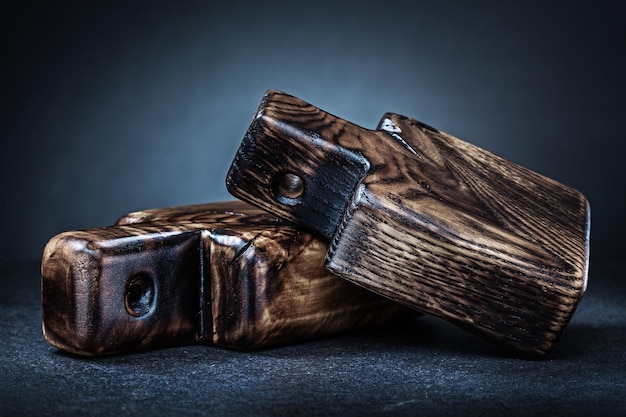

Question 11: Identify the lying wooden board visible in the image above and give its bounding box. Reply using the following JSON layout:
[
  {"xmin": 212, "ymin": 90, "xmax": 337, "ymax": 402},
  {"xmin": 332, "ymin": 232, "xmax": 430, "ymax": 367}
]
[
  {"xmin": 226, "ymin": 90, "xmax": 591, "ymax": 357},
  {"xmin": 42, "ymin": 200, "xmax": 411, "ymax": 356}
]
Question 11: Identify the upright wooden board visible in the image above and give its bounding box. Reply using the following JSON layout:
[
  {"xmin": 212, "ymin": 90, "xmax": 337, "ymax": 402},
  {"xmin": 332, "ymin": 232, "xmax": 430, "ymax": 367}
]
[{"xmin": 226, "ymin": 90, "xmax": 591, "ymax": 357}]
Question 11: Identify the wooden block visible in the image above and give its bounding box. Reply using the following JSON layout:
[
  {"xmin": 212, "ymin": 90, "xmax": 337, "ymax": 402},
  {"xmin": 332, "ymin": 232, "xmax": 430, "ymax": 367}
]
[
  {"xmin": 226, "ymin": 90, "xmax": 591, "ymax": 357},
  {"xmin": 41, "ymin": 200, "xmax": 411, "ymax": 356}
]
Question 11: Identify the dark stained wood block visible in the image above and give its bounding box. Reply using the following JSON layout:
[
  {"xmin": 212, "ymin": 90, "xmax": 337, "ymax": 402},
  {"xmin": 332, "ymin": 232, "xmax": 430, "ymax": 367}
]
[
  {"xmin": 226, "ymin": 90, "xmax": 591, "ymax": 357},
  {"xmin": 41, "ymin": 200, "xmax": 411, "ymax": 356}
]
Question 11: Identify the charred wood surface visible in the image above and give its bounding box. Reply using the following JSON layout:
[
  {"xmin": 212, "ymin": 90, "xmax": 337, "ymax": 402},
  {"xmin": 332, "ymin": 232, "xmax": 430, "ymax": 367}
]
[
  {"xmin": 226, "ymin": 90, "xmax": 590, "ymax": 357},
  {"xmin": 42, "ymin": 201, "xmax": 409, "ymax": 356}
]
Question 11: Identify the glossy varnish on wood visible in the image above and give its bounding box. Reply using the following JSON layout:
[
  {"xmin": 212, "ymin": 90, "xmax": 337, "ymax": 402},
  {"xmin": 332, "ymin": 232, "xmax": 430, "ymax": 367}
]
[
  {"xmin": 42, "ymin": 201, "xmax": 410, "ymax": 356},
  {"xmin": 226, "ymin": 90, "xmax": 591, "ymax": 357}
]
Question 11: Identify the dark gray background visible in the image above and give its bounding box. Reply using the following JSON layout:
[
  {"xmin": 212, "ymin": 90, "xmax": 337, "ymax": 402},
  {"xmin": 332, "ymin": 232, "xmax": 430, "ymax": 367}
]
[{"xmin": 2, "ymin": 1, "xmax": 624, "ymax": 262}]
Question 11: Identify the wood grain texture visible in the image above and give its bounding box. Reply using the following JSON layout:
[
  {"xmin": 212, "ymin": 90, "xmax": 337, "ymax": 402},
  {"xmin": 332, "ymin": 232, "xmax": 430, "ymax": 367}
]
[
  {"xmin": 42, "ymin": 201, "xmax": 409, "ymax": 356},
  {"xmin": 42, "ymin": 225, "xmax": 201, "ymax": 356},
  {"xmin": 226, "ymin": 90, "xmax": 590, "ymax": 357}
]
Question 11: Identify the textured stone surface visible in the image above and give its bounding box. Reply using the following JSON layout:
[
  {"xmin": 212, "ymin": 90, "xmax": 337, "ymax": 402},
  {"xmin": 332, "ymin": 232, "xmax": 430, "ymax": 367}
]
[{"xmin": 1, "ymin": 261, "xmax": 625, "ymax": 416}]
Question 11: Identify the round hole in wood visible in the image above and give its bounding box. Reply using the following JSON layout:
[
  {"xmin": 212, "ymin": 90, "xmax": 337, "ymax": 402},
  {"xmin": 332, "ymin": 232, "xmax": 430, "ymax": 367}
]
[
  {"xmin": 276, "ymin": 173, "xmax": 305, "ymax": 200},
  {"xmin": 125, "ymin": 273, "xmax": 155, "ymax": 317}
]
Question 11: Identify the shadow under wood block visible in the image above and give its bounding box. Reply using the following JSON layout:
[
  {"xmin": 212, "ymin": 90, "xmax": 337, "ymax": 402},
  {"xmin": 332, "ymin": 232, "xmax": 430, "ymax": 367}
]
[
  {"xmin": 226, "ymin": 90, "xmax": 591, "ymax": 358},
  {"xmin": 41, "ymin": 200, "xmax": 411, "ymax": 356}
]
